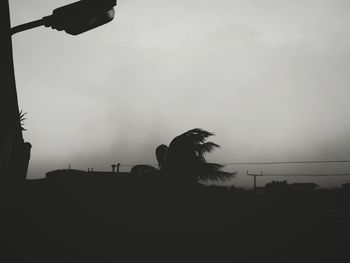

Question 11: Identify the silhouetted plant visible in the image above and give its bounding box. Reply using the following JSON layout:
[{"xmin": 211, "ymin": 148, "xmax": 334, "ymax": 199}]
[
  {"xmin": 19, "ymin": 110, "xmax": 27, "ymax": 131},
  {"xmin": 132, "ymin": 128, "xmax": 234, "ymax": 184},
  {"xmin": 158, "ymin": 128, "xmax": 234, "ymax": 183}
]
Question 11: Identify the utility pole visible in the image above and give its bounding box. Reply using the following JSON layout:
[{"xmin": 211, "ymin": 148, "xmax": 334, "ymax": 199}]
[
  {"xmin": 0, "ymin": 0, "xmax": 31, "ymax": 199},
  {"xmin": 246, "ymin": 171, "xmax": 263, "ymax": 190}
]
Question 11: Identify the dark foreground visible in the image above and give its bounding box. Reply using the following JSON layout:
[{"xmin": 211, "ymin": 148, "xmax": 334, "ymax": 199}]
[{"xmin": 1, "ymin": 176, "xmax": 350, "ymax": 262}]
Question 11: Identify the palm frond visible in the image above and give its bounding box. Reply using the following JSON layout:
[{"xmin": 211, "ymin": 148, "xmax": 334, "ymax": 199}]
[
  {"xmin": 19, "ymin": 110, "xmax": 27, "ymax": 131},
  {"xmin": 169, "ymin": 128, "xmax": 214, "ymax": 150},
  {"xmin": 168, "ymin": 128, "xmax": 218, "ymax": 162},
  {"xmin": 194, "ymin": 162, "xmax": 235, "ymax": 182},
  {"xmin": 193, "ymin": 141, "xmax": 220, "ymax": 156},
  {"xmin": 198, "ymin": 162, "xmax": 236, "ymax": 182},
  {"xmin": 199, "ymin": 171, "xmax": 236, "ymax": 182}
]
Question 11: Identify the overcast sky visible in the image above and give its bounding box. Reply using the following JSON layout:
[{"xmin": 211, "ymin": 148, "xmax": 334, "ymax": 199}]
[{"xmin": 10, "ymin": 0, "xmax": 350, "ymax": 187}]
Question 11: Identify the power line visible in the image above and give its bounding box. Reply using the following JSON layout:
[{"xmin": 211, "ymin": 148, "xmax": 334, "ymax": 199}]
[
  {"xmin": 260, "ymin": 173, "xmax": 350, "ymax": 177},
  {"xmin": 118, "ymin": 159, "xmax": 350, "ymax": 167},
  {"xmin": 222, "ymin": 160, "xmax": 350, "ymax": 165},
  {"xmin": 118, "ymin": 164, "xmax": 157, "ymax": 167}
]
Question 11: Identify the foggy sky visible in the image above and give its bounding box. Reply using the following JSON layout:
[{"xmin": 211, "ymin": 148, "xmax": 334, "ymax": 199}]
[{"xmin": 10, "ymin": 0, "xmax": 350, "ymax": 187}]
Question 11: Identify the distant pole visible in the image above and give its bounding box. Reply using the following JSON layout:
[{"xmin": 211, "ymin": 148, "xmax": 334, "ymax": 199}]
[
  {"xmin": 254, "ymin": 175, "xmax": 256, "ymax": 189},
  {"xmin": 247, "ymin": 171, "xmax": 263, "ymax": 190},
  {"xmin": 0, "ymin": 0, "xmax": 31, "ymax": 199}
]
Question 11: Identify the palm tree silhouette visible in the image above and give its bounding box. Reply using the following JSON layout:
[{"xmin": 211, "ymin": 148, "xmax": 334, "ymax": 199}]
[{"xmin": 132, "ymin": 128, "xmax": 234, "ymax": 184}]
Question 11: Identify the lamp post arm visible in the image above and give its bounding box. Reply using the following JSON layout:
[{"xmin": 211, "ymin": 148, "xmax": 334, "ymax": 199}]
[
  {"xmin": 11, "ymin": 0, "xmax": 117, "ymax": 36},
  {"xmin": 10, "ymin": 18, "xmax": 45, "ymax": 36}
]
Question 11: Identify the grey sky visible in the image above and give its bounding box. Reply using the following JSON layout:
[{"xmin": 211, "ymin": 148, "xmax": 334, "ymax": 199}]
[{"xmin": 10, "ymin": 0, "xmax": 350, "ymax": 187}]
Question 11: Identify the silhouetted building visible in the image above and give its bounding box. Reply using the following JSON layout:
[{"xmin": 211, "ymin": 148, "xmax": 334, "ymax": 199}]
[
  {"xmin": 264, "ymin": 180, "xmax": 292, "ymax": 195},
  {"xmin": 291, "ymin": 183, "xmax": 319, "ymax": 191},
  {"xmin": 46, "ymin": 169, "xmax": 86, "ymax": 178},
  {"xmin": 255, "ymin": 186, "xmax": 265, "ymax": 195},
  {"xmin": 265, "ymin": 180, "xmax": 290, "ymax": 189},
  {"xmin": 46, "ymin": 169, "xmax": 130, "ymax": 179},
  {"xmin": 342, "ymin": 183, "xmax": 350, "ymax": 191}
]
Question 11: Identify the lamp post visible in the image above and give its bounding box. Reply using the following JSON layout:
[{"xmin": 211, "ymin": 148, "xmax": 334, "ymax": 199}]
[{"xmin": 0, "ymin": 0, "xmax": 117, "ymax": 198}]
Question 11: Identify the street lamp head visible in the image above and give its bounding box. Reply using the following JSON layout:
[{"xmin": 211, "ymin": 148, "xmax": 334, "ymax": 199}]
[{"xmin": 43, "ymin": 0, "xmax": 117, "ymax": 35}]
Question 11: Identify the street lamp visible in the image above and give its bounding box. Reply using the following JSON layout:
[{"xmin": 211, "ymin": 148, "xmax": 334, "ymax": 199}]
[
  {"xmin": 0, "ymin": 0, "xmax": 117, "ymax": 197},
  {"xmin": 11, "ymin": 0, "xmax": 117, "ymax": 35}
]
